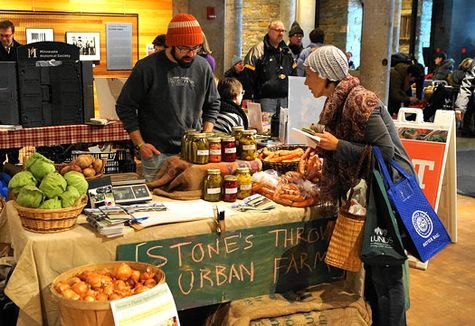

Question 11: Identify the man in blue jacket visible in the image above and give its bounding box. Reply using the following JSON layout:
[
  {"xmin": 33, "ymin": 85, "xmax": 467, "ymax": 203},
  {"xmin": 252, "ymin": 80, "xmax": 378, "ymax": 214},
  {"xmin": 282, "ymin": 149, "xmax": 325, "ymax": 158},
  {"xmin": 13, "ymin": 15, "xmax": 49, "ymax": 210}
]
[{"xmin": 116, "ymin": 14, "xmax": 220, "ymax": 181}]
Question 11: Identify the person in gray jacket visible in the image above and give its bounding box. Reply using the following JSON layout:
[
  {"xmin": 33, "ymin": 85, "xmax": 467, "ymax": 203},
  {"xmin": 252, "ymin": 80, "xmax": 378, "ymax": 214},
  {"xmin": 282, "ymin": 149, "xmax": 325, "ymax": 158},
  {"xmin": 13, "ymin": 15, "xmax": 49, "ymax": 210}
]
[
  {"xmin": 296, "ymin": 28, "xmax": 325, "ymax": 76},
  {"xmin": 431, "ymin": 52, "xmax": 454, "ymax": 81},
  {"xmin": 303, "ymin": 45, "xmax": 415, "ymax": 326},
  {"xmin": 454, "ymin": 59, "xmax": 475, "ymax": 122},
  {"xmin": 116, "ymin": 14, "xmax": 220, "ymax": 181}
]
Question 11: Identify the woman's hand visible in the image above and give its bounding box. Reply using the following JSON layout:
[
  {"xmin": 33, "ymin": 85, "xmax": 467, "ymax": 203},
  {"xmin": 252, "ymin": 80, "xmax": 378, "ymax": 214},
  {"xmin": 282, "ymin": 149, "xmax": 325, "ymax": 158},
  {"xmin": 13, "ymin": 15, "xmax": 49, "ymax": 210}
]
[
  {"xmin": 316, "ymin": 131, "xmax": 339, "ymax": 151},
  {"xmin": 140, "ymin": 143, "xmax": 161, "ymax": 159}
]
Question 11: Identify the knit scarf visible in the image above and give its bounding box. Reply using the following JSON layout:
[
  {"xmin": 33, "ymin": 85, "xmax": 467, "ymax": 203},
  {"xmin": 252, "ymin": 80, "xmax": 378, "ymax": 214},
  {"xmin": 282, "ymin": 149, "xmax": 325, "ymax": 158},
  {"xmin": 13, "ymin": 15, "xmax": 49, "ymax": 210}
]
[{"xmin": 318, "ymin": 75, "xmax": 380, "ymax": 201}]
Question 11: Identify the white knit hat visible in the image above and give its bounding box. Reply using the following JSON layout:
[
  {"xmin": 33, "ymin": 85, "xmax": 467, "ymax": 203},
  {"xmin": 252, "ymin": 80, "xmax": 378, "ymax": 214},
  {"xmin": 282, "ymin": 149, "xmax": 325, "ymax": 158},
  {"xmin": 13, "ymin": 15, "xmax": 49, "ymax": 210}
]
[{"xmin": 304, "ymin": 45, "xmax": 349, "ymax": 81}]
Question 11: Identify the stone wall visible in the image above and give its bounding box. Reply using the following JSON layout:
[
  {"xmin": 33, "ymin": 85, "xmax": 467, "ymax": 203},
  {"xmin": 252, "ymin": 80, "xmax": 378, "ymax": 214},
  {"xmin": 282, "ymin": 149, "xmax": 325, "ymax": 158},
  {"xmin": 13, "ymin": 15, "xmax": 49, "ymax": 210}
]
[
  {"xmin": 318, "ymin": 0, "xmax": 349, "ymax": 50},
  {"xmin": 241, "ymin": 0, "xmax": 281, "ymax": 57}
]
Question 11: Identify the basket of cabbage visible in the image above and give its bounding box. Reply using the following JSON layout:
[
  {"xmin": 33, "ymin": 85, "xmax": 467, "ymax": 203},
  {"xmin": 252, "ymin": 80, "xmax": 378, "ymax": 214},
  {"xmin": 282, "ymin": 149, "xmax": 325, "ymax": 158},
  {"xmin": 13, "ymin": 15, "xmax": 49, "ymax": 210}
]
[{"xmin": 8, "ymin": 153, "xmax": 89, "ymax": 233}]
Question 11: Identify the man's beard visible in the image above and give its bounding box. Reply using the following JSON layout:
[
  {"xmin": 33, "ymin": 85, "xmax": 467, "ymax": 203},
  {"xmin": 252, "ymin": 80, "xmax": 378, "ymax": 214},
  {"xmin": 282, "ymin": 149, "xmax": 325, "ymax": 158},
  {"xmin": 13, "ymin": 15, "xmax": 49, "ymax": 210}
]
[{"xmin": 172, "ymin": 48, "xmax": 194, "ymax": 68}]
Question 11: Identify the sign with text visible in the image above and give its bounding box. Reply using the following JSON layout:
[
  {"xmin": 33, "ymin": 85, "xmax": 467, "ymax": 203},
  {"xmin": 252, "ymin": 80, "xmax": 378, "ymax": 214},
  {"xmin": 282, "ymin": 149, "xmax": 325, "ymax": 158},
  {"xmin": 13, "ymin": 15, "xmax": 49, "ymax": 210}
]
[
  {"xmin": 116, "ymin": 218, "xmax": 344, "ymax": 310},
  {"xmin": 400, "ymin": 139, "xmax": 446, "ymax": 208}
]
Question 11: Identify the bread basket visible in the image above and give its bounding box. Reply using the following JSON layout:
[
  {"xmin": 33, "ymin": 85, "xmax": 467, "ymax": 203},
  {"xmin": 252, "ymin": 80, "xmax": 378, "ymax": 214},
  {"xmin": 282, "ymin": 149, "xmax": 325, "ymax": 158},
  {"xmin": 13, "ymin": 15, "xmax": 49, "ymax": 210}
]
[{"xmin": 260, "ymin": 144, "xmax": 306, "ymax": 173}]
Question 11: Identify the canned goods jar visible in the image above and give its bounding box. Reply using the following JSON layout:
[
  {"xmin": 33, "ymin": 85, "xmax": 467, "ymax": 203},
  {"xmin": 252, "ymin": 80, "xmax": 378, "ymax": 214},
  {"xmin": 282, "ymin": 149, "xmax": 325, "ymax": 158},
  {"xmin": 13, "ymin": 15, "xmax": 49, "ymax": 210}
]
[
  {"xmin": 208, "ymin": 137, "xmax": 222, "ymax": 163},
  {"xmin": 221, "ymin": 136, "xmax": 237, "ymax": 162},
  {"xmin": 203, "ymin": 169, "xmax": 223, "ymax": 202},
  {"xmin": 239, "ymin": 130, "xmax": 257, "ymax": 160},
  {"xmin": 223, "ymin": 175, "xmax": 238, "ymax": 202},
  {"xmin": 236, "ymin": 167, "xmax": 252, "ymax": 199},
  {"xmin": 191, "ymin": 133, "xmax": 209, "ymax": 164},
  {"xmin": 232, "ymin": 126, "xmax": 245, "ymax": 157},
  {"xmin": 181, "ymin": 129, "xmax": 197, "ymax": 161}
]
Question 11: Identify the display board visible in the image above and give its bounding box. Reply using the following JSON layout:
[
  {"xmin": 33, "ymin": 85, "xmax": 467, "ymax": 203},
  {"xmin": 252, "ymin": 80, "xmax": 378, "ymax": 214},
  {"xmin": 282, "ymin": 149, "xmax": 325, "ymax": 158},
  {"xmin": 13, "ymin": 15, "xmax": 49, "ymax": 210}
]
[
  {"xmin": 287, "ymin": 76, "xmax": 325, "ymax": 144},
  {"xmin": 117, "ymin": 218, "xmax": 344, "ymax": 310},
  {"xmin": 0, "ymin": 10, "xmax": 138, "ymax": 77},
  {"xmin": 395, "ymin": 108, "xmax": 457, "ymax": 242}
]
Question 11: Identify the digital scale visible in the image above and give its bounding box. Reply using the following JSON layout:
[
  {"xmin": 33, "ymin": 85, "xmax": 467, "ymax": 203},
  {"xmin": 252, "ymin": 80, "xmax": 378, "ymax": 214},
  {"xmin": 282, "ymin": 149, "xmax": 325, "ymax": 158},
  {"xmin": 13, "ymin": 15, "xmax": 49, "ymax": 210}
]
[{"xmin": 111, "ymin": 179, "xmax": 153, "ymax": 205}]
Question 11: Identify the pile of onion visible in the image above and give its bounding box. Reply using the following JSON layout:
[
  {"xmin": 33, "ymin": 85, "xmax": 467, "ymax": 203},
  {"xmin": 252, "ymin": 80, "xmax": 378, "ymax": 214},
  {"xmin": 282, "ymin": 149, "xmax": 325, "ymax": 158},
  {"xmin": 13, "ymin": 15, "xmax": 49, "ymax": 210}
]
[{"xmin": 54, "ymin": 263, "xmax": 158, "ymax": 301}]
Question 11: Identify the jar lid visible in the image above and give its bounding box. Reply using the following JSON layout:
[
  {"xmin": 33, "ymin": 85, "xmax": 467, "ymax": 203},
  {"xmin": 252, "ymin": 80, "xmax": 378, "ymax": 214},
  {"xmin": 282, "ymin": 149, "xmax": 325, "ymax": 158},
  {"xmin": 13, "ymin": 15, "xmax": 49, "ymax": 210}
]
[
  {"xmin": 222, "ymin": 136, "xmax": 235, "ymax": 142},
  {"xmin": 242, "ymin": 129, "xmax": 257, "ymax": 135},
  {"xmin": 224, "ymin": 175, "xmax": 237, "ymax": 181},
  {"xmin": 232, "ymin": 126, "xmax": 245, "ymax": 131},
  {"xmin": 185, "ymin": 128, "xmax": 197, "ymax": 133},
  {"xmin": 237, "ymin": 167, "xmax": 250, "ymax": 173},
  {"xmin": 207, "ymin": 168, "xmax": 221, "ymax": 175},
  {"xmin": 207, "ymin": 137, "xmax": 221, "ymax": 142},
  {"xmin": 192, "ymin": 133, "xmax": 208, "ymax": 138}
]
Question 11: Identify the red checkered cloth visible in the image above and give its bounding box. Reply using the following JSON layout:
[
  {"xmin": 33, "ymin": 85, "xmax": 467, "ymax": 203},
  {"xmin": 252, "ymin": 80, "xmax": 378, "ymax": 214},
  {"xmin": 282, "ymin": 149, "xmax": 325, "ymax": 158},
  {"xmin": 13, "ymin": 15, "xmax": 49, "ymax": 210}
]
[{"xmin": 0, "ymin": 122, "xmax": 130, "ymax": 149}]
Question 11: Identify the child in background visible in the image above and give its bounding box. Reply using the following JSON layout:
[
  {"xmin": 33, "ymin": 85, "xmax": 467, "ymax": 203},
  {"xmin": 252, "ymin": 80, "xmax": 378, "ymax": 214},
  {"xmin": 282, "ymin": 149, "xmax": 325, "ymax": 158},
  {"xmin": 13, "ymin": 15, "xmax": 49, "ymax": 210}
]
[{"xmin": 214, "ymin": 78, "xmax": 249, "ymax": 134}]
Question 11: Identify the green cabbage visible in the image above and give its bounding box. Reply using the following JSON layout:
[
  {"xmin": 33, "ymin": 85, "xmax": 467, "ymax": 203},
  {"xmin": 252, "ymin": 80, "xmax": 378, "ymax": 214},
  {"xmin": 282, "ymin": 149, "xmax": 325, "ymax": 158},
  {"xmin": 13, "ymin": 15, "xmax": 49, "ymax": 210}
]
[
  {"xmin": 63, "ymin": 171, "xmax": 88, "ymax": 195},
  {"xmin": 39, "ymin": 172, "xmax": 67, "ymax": 199},
  {"xmin": 60, "ymin": 186, "xmax": 80, "ymax": 208},
  {"xmin": 26, "ymin": 153, "xmax": 55, "ymax": 181},
  {"xmin": 39, "ymin": 197, "xmax": 62, "ymax": 209},
  {"xmin": 16, "ymin": 185, "xmax": 44, "ymax": 208},
  {"xmin": 8, "ymin": 171, "xmax": 37, "ymax": 195}
]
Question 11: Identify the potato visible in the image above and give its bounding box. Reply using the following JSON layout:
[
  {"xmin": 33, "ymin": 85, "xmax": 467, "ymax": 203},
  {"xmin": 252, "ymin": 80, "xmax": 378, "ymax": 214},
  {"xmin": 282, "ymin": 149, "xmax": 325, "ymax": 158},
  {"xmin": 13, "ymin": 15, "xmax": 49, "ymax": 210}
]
[
  {"xmin": 70, "ymin": 164, "xmax": 82, "ymax": 173},
  {"xmin": 82, "ymin": 167, "xmax": 96, "ymax": 178},
  {"xmin": 60, "ymin": 165, "xmax": 72, "ymax": 175},
  {"xmin": 92, "ymin": 159, "xmax": 103, "ymax": 174},
  {"xmin": 77, "ymin": 155, "xmax": 94, "ymax": 169}
]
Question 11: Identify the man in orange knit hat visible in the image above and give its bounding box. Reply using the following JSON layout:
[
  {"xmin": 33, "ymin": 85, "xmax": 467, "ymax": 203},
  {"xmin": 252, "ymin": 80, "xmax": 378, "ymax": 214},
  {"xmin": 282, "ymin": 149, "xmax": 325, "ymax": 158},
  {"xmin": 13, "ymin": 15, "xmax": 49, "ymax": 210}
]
[{"xmin": 116, "ymin": 14, "xmax": 220, "ymax": 181}]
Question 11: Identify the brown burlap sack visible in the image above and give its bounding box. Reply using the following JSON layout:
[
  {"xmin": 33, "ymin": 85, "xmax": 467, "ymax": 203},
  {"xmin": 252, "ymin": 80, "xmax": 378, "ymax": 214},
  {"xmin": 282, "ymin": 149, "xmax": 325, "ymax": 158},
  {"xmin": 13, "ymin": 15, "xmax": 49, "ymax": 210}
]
[
  {"xmin": 147, "ymin": 156, "xmax": 262, "ymax": 200},
  {"xmin": 205, "ymin": 281, "xmax": 371, "ymax": 326}
]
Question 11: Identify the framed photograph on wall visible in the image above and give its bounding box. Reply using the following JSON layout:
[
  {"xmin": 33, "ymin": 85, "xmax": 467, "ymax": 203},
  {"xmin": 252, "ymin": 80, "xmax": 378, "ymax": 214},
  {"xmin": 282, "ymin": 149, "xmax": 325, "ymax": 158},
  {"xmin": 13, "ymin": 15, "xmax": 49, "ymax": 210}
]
[
  {"xmin": 26, "ymin": 28, "xmax": 54, "ymax": 44},
  {"xmin": 65, "ymin": 32, "xmax": 100, "ymax": 61}
]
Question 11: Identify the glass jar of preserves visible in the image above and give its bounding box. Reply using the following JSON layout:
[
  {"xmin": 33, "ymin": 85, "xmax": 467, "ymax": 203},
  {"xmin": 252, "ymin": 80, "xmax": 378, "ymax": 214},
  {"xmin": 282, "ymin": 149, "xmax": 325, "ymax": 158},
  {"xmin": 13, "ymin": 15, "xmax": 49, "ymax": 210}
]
[
  {"xmin": 208, "ymin": 137, "xmax": 222, "ymax": 163},
  {"xmin": 223, "ymin": 175, "xmax": 238, "ymax": 202},
  {"xmin": 181, "ymin": 129, "xmax": 197, "ymax": 161},
  {"xmin": 191, "ymin": 133, "xmax": 209, "ymax": 164},
  {"xmin": 232, "ymin": 126, "xmax": 245, "ymax": 156},
  {"xmin": 239, "ymin": 130, "xmax": 257, "ymax": 160},
  {"xmin": 203, "ymin": 169, "xmax": 222, "ymax": 202},
  {"xmin": 221, "ymin": 136, "xmax": 237, "ymax": 162},
  {"xmin": 236, "ymin": 167, "xmax": 252, "ymax": 199}
]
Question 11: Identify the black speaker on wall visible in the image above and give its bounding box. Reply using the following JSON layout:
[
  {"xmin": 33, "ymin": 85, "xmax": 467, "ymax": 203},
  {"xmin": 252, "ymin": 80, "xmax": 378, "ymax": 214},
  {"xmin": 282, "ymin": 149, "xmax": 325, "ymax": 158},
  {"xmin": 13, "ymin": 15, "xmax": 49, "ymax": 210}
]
[
  {"xmin": 81, "ymin": 61, "xmax": 95, "ymax": 122},
  {"xmin": 0, "ymin": 62, "xmax": 19, "ymax": 125}
]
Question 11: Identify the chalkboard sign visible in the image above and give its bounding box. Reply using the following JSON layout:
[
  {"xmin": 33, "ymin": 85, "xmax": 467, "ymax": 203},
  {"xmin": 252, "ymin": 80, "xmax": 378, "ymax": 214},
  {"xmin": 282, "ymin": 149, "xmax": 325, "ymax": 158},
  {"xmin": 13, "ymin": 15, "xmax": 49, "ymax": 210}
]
[{"xmin": 117, "ymin": 217, "xmax": 344, "ymax": 310}]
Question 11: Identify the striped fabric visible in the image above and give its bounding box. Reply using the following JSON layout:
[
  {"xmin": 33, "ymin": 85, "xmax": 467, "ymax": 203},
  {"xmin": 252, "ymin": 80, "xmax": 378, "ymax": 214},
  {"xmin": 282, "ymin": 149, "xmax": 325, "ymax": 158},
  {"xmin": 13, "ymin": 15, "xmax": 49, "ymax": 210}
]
[
  {"xmin": 214, "ymin": 112, "xmax": 244, "ymax": 135},
  {"xmin": 166, "ymin": 13, "xmax": 203, "ymax": 46}
]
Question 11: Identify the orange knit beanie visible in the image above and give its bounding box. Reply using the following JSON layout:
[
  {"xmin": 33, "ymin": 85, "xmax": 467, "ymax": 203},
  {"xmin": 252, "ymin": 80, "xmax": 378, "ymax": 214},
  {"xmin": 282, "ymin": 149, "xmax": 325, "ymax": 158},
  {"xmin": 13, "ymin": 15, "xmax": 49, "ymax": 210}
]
[{"xmin": 166, "ymin": 13, "xmax": 203, "ymax": 46}]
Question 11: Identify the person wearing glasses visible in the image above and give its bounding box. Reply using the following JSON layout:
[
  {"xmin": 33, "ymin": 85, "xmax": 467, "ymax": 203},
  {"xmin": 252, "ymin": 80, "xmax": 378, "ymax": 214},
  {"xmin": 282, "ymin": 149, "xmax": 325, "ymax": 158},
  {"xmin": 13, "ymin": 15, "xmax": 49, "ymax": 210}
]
[
  {"xmin": 243, "ymin": 19, "xmax": 297, "ymax": 113},
  {"xmin": 116, "ymin": 14, "xmax": 220, "ymax": 181},
  {"xmin": 214, "ymin": 77, "xmax": 249, "ymax": 134},
  {"xmin": 287, "ymin": 21, "xmax": 304, "ymax": 61},
  {"xmin": 0, "ymin": 20, "xmax": 21, "ymax": 166}
]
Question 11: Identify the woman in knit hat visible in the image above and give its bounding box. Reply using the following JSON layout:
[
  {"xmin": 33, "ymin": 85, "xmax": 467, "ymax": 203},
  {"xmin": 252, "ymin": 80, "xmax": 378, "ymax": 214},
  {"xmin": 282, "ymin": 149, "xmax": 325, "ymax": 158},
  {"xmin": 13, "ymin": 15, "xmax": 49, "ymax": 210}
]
[
  {"xmin": 304, "ymin": 45, "xmax": 414, "ymax": 326},
  {"xmin": 288, "ymin": 21, "xmax": 304, "ymax": 61}
]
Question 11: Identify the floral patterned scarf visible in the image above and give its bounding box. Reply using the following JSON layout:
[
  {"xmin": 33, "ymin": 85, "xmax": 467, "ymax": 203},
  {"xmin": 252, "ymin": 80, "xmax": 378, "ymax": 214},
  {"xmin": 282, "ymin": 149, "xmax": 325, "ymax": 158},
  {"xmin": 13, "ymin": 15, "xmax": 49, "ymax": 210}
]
[{"xmin": 318, "ymin": 75, "xmax": 380, "ymax": 201}]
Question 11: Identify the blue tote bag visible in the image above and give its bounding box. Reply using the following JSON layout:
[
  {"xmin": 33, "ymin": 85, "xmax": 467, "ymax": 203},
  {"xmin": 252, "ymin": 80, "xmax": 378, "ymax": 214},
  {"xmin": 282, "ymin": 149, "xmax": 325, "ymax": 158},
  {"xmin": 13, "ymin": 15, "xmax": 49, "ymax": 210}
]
[{"xmin": 373, "ymin": 146, "xmax": 451, "ymax": 262}]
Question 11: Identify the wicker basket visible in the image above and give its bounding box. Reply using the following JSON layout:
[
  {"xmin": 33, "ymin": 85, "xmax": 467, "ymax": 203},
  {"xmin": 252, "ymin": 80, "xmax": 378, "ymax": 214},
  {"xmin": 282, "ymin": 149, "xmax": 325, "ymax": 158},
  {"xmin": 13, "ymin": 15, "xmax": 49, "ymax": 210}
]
[
  {"xmin": 324, "ymin": 209, "xmax": 365, "ymax": 272},
  {"xmin": 260, "ymin": 144, "xmax": 306, "ymax": 173},
  {"xmin": 56, "ymin": 158, "xmax": 107, "ymax": 181},
  {"xmin": 14, "ymin": 195, "xmax": 88, "ymax": 233},
  {"xmin": 51, "ymin": 261, "xmax": 165, "ymax": 326}
]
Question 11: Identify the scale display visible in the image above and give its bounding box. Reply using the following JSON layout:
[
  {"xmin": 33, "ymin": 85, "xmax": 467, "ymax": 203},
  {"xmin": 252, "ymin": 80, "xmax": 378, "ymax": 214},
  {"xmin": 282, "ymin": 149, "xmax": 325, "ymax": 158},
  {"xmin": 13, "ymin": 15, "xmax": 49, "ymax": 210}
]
[{"xmin": 112, "ymin": 184, "xmax": 152, "ymax": 204}]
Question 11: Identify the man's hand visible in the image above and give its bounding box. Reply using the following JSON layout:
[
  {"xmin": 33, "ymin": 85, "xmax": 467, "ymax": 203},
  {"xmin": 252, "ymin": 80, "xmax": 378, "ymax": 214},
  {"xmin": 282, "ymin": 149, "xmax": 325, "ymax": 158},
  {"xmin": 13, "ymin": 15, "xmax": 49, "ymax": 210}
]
[
  {"xmin": 455, "ymin": 110, "xmax": 463, "ymax": 122},
  {"xmin": 315, "ymin": 131, "xmax": 339, "ymax": 151},
  {"xmin": 140, "ymin": 143, "xmax": 160, "ymax": 159}
]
